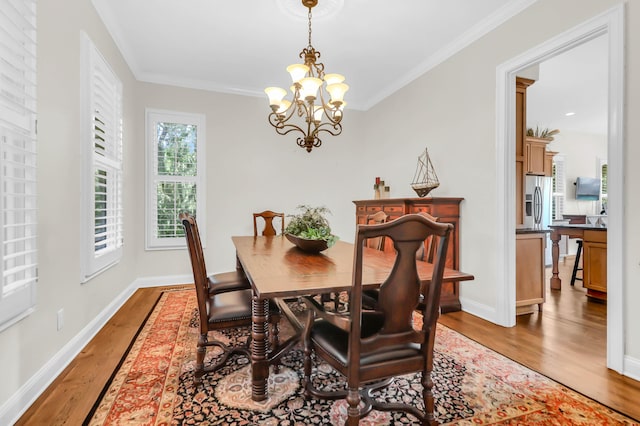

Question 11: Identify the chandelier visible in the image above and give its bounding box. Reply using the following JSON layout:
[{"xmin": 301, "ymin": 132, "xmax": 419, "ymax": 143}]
[{"xmin": 265, "ymin": 0, "xmax": 348, "ymax": 153}]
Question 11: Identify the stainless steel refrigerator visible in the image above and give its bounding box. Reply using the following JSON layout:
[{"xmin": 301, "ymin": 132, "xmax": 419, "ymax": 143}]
[{"xmin": 524, "ymin": 175, "xmax": 553, "ymax": 265}]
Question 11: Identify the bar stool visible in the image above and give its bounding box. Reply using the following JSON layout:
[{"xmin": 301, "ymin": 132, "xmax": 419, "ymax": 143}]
[{"xmin": 571, "ymin": 240, "xmax": 583, "ymax": 286}]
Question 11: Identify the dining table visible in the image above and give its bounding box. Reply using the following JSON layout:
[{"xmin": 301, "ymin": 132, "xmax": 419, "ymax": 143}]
[{"xmin": 231, "ymin": 235, "xmax": 475, "ymax": 402}]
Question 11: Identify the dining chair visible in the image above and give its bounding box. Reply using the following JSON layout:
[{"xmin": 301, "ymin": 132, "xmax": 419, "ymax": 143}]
[
  {"xmin": 301, "ymin": 213, "xmax": 453, "ymax": 425},
  {"xmin": 253, "ymin": 210, "xmax": 285, "ymax": 237},
  {"xmin": 365, "ymin": 210, "xmax": 388, "ymax": 250},
  {"xmin": 183, "ymin": 212, "xmax": 250, "ymax": 294},
  {"xmin": 180, "ymin": 213, "xmax": 280, "ymax": 386}
]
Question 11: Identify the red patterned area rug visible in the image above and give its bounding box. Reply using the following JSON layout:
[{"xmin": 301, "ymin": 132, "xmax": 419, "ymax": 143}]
[{"xmin": 87, "ymin": 289, "xmax": 637, "ymax": 425}]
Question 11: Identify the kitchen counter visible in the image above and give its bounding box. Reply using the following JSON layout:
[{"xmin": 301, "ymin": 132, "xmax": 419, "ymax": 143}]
[
  {"xmin": 516, "ymin": 227, "xmax": 551, "ymax": 234},
  {"xmin": 549, "ymin": 224, "xmax": 607, "ymax": 300}
]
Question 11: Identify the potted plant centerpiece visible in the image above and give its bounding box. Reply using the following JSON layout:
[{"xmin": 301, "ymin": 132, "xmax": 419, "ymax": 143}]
[{"xmin": 285, "ymin": 205, "xmax": 338, "ymax": 253}]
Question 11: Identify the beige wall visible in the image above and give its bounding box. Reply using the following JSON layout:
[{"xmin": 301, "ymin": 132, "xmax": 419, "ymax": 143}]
[
  {"xmin": 2, "ymin": 0, "xmax": 640, "ymax": 418},
  {"xmin": 0, "ymin": 0, "xmax": 139, "ymax": 409}
]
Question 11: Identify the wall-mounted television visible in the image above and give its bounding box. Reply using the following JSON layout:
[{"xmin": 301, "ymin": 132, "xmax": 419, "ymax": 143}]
[{"xmin": 575, "ymin": 176, "xmax": 601, "ymax": 201}]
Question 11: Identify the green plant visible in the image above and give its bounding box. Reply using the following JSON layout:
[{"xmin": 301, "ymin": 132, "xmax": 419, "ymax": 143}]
[
  {"xmin": 285, "ymin": 205, "xmax": 338, "ymax": 246},
  {"xmin": 526, "ymin": 126, "xmax": 560, "ymax": 140}
]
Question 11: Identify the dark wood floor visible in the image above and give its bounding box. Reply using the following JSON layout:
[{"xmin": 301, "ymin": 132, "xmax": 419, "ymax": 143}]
[{"xmin": 17, "ymin": 260, "xmax": 640, "ymax": 424}]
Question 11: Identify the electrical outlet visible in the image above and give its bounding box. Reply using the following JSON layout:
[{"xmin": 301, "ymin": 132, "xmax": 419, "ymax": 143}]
[{"xmin": 57, "ymin": 309, "xmax": 64, "ymax": 331}]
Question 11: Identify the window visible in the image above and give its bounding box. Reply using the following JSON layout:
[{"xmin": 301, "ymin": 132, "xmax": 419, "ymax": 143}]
[
  {"xmin": 145, "ymin": 110, "xmax": 205, "ymax": 249},
  {"xmin": 599, "ymin": 159, "xmax": 608, "ymax": 213},
  {"xmin": 80, "ymin": 33, "xmax": 123, "ymax": 282},
  {"xmin": 551, "ymin": 156, "xmax": 565, "ymax": 220},
  {"xmin": 0, "ymin": 0, "xmax": 38, "ymax": 329}
]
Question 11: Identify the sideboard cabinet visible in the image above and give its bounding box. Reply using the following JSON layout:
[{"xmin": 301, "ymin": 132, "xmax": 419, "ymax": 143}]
[{"xmin": 353, "ymin": 197, "xmax": 464, "ymax": 312}]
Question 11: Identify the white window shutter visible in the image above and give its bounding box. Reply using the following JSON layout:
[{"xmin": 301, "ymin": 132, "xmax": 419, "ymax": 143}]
[
  {"xmin": 81, "ymin": 33, "xmax": 123, "ymax": 281},
  {"xmin": 0, "ymin": 0, "xmax": 38, "ymax": 328}
]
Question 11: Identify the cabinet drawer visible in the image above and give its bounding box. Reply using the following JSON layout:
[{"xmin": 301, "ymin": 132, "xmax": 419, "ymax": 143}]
[
  {"xmin": 356, "ymin": 206, "xmax": 366, "ymax": 214},
  {"xmin": 409, "ymin": 205, "xmax": 432, "ymax": 214},
  {"xmin": 365, "ymin": 206, "xmax": 383, "ymax": 214},
  {"xmin": 383, "ymin": 205, "xmax": 404, "ymax": 215},
  {"xmin": 584, "ymin": 230, "xmax": 607, "ymax": 243}
]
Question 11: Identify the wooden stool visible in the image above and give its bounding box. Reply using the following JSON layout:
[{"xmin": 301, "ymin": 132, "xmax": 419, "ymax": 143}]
[{"xmin": 571, "ymin": 240, "xmax": 583, "ymax": 286}]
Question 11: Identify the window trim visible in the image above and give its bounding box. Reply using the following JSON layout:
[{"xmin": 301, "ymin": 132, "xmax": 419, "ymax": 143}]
[
  {"xmin": 145, "ymin": 109, "xmax": 206, "ymax": 250},
  {"xmin": 80, "ymin": 32, "xmax": 124, "ymax": 283}
]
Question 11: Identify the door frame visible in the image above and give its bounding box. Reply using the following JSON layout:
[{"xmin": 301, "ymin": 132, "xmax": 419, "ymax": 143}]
[{"xmin": 495, "ymin": 5, "xmax": 625, "ymax": 372}]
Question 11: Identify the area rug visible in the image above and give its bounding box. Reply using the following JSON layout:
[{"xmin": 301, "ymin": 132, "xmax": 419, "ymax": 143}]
[{"xmin": 87, "ymin": 289, "xmax": 637, "ymax": 425}]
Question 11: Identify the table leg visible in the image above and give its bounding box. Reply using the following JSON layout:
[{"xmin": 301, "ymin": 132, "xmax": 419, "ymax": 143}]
[
  {"xmin": 550, "ymin": 230, "xmax": 561, "ymax": 290},
  {"xmin": 251, "ymin": 295, "xmax": 269, "ymax": 401}
]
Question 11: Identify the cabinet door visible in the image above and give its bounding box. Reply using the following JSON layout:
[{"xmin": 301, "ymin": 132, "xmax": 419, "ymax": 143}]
[
  {"xmin": 526, "ymin": 140, "xmax": 546, "ymax": 175},
  {"xmin": 515, "ymin": 233, "xmax": 545, "ymax": 313},
  {"xmin": 583, "ymin": 241, "xmax": 607, "ymax": 293}
]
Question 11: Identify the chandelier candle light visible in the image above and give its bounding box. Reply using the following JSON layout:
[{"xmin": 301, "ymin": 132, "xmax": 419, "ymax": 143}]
[{"xmin": 264, "ymin": 0, "xmax": 348, "ymax": 152}]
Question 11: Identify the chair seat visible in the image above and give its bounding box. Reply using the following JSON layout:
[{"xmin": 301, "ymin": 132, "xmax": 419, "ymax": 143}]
[
  {"xmin": 208, "ymin": 270, "xmax": 250, "ymax": 293},
  {"xmin": 208, "ymin": 289, "xmax": 279, "ymax": 324},
  {"xmin": 310, "ymin": 313, "xmax": 420, "ymax": 367},
  {"xmin": 207, "ymin": 289, "xmax": 253, "ymax": 324}
]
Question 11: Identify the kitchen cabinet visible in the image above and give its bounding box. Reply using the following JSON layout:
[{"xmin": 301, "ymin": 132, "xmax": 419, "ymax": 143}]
[
  {"xmin": 353, "ymin": 197, "xmax": 463, "ymax": 312},
  {"xmin": 515, "ymin": 77, "xmax": 535, "ymax": 227},
  {"xmin": 544, "ymin": 150, "xmax": 558, "ymax": 177},
  {"xmin": 515, "ymin": 232, "xmax": 546, "ymax": 314},
  {"xmin": 583, "ymin": 230, "xmax": 607, "ymax": 299},
  {"xmin": 525, "ymin": 137, "xmax": 551, "ymax": 176}
]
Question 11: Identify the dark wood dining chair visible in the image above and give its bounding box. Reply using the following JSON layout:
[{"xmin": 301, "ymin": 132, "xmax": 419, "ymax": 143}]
[
  {"xmin": 180, "ymin": 213, "xmax": 280, "ymax": 386},
  {"xmin": 182, "ymin": 212, "xmax": 250, "ymax": 294},
  {"xmin": 301, "ymin": 213, "xmax": 453, "ymax": 425},
  {"xmin": 253, "ymin": 210, "xmax": 285, "ymax": 237},
  {"xmin": 365, "ymin": 210, "xmax": 388, "ymax": 250}
]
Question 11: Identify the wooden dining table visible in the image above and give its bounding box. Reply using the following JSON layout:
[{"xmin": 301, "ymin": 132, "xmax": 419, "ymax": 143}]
[{"xmin": 232, "ymin": 235, "xmax": 475, "ymax": 402}]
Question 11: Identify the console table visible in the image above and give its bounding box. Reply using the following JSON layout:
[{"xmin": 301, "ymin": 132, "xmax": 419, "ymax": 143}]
[{"xmin": 353, "ymin": 197, "xmax": 464, "ymax": 312}]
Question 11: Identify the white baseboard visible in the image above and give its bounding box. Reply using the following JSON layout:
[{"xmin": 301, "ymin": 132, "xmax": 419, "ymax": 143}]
[
  {"xmin": 0, "ymin": 274, "xmax": 192, "ymax": 426},
  {"xmin": 458, "ymin": 296, "xmax": 499, "ymax": 325},
  {"xmin": 624, "ymin": 354, "xmax": 640, "ymax": 382},
  {"xmin": 0, "ymin": 280, "xmax": 138, "ymax": 426}
]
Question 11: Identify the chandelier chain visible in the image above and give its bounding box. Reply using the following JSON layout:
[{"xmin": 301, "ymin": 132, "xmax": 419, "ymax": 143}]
[{"xmin": 307, "ymin": 7, "xmax": 313, "ymax": 47}]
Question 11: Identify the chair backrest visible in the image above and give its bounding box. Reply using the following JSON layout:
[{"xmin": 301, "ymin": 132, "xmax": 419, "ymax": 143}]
[
  {"xmin": 180, "ymin": 212, "xmax": 210, "ymax": 332},
  {"xmin": 416, "ymin": 212, "xmax": 440, "ymax": 263},
  {"xmin": 349, "ymin": 213, "xmax": 452, "ymax": 357},
  {"xmin": 365, "ymin": 210, "xmax": 388, "ymax": 251},
  {"xmin": 253, "ymin": 210, "xmax": 285, "ymax": 237}
]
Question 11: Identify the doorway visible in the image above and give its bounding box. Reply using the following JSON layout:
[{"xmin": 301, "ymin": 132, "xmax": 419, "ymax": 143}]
[{"xmin": 495, "ymin": 5, "xmax": 625, "ymax": 372}]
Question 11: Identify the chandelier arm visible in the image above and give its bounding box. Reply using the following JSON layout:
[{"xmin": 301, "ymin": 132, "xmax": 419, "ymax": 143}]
[{"xmin": 312, "ymin": 122, "xmax": 343, "ymax": 137}]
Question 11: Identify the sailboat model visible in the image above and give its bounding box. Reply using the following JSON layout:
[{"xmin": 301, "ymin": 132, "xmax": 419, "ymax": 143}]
[{"xmin": 411, "ymin": 148, "xmax": 440, "ymax": 197}]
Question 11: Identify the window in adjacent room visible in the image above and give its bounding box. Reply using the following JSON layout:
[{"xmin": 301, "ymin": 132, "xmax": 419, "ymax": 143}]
[
  {"xmin": 0, "ymin": 0, "xmax": 38, "ymax": 329},
  {"xmin": 80, "ymin": 33, "xmax": 124, "ymax": 282},
  {"xmin": 551, "ymin": 156, "xmax": 565, "ymax": 220},
  {"xmin": 145, "ymin": 110, "xmax": 205, "ymax": 249},
  {"xmin": 599, "ymin": 159, "xmax": 608, "ymax": 214}
]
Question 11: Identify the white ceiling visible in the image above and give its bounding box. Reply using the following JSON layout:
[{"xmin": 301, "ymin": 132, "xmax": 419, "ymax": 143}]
[
  {"xmin": 526, "ymin": 34, "xmax": 608, "ymax": 136},
  {"xmin": 92, "ymin": 0, "xmax": 537, "ymax": 110},
  {"xmin": 91, "ymin": 0, "xmax": 606, "ymax": 134}
]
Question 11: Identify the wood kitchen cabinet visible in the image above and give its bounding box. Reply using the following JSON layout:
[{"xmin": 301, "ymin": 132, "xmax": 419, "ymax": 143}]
[
  {"xmin": 516, "ymin": 232, "xmax": 546, "ymax": 314},
  {"xmin": 525, "ymin": 137, "xmax": 551, "ymax": 176},
  {"xmin": 353, "ymin": 197, "xmax": 463, "ymax": 312},
  {"xmin": 583, "ymin": 230, "xmax": 607, "ymax": 299},
  {"xmin": 544, "ymin": 150, "xmax": 558, "ymax": 177},
  {"xmin": 515, "ymin": 77, "xmax": 535, "ymax": 227}
]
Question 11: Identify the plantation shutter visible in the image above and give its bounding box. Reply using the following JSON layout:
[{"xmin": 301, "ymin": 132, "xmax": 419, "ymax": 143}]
[
  {"xmin": 0, "ymin": 0, "xmax": 38, "ymax": 328},
  {"xmin": 601, "ymin": 163, "xmax": 607, "ymax": 195},
  {"xmin": 81, "ymin": 34, "xmax": 123, "ymax": 281},
  {"xmin": 551, "ymin": 158, "xmax": 565, "ymax": 220}
]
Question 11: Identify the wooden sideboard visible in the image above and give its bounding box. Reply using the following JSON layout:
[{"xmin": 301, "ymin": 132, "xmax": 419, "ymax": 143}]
[{"xmin": 353, "ymin": 197, "xmax": 464, "ymax": 312}]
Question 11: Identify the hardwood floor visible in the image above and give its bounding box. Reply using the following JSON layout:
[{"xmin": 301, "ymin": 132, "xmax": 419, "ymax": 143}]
[
  {"xmin": 439, "ymin": 255, "xmax": 640, "ymax": 421},
  {"xmin": 16, "ymin": 261, "xmax": 640, "ymax": 424}
]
